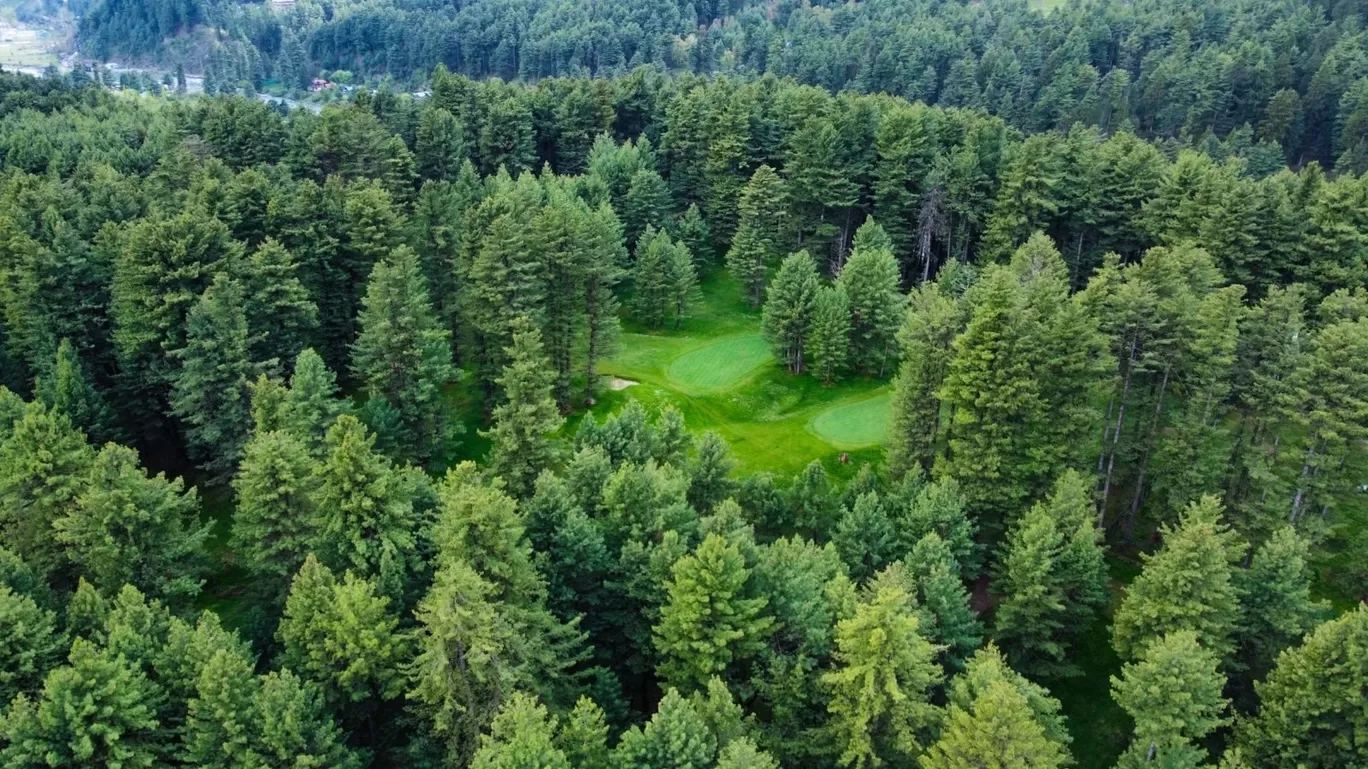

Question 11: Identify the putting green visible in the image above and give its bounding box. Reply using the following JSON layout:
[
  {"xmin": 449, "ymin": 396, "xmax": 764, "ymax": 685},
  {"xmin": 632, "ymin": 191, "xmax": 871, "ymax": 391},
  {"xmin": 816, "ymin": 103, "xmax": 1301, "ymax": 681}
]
[
  {"xmin": 667, "ymin": 333, "xmax": 773, "ymax": 391},
  {"xmin": 809, "ymin": 392, "xmax": 892, "ymax": 448}
]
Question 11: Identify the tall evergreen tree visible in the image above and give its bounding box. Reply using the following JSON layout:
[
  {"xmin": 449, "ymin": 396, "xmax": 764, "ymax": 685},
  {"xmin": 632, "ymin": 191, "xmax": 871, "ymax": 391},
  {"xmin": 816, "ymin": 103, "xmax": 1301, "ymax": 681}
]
[
  {"xmin": 470, "ymin": 692, "xmax": 570, "ymax": 769},
  {"xmin": 34, "ymin": 338, "xmax": 121, "ymax": 447},
  {"xmin": 886, "ymin": 281, "xmax": 960, "ymax": 476},
  {"xmin": 823, "ymin": 585, "xmax": 943, "ymax": 769},
  {"xmin": 727, "ymin": 165, "xmax": 788, "ymax": 307},
  {"xmin": 655, "ymin": 533, "xmax": 774, "ymax": 693},
  {"xmin": 1111, "ymin": 630, "xmax": 1230, "ymax": 765},
  {"xmin": 838, "ymin": 236, "xmax": 904, "ymax": 377},
  {"xmin": 0, "ymin": 584, "xmax": 64, "ymax": 706},
  {"xmin": 992, "ymin": 500, "xmax": 1068, "ymax": 678},
  {"xmin": 807, "ymin": 284, "xmax": 851, "ymax": 386},
  {"xmin": 350, "ymin": 245, "xmax": 458, "ymax": 464},
  {"xmin": 170, "ymin": 273, "xmax": 255, "ymax": 477},
  {"xmin": 238, "ymin": 238, "xmax": 318, "ymax": 372},
  {"xmin": 483, "ymin": 317, "xmax": 564, "ymax": 498},
  {"xmin": 762, "ymin": 251, "xmax": 820, "ymax": 373},
  {"xmin": 921, "ymin": 678, "xmax": 1070, "ymax": 769},
  {"xmin": 231, "ymin": 429, "xmax": 318, "ymax": 600}
]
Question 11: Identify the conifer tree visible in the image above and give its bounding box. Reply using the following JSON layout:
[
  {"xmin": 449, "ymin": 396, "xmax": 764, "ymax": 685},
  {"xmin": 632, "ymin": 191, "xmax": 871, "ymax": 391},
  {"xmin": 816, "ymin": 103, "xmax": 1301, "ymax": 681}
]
[
  {"xmin": 1237, "ymin": 526, "xmax": 1328, "ymax": 676},
  {"xmin": 908, "ymin": 534, "xmax": 982, "ymax": 669},
  {"xmin": 921, "ymin": 678, "xmax": 1070, "ymax": 769},
  {"xmin": 666, "ymin": 236, "xmax": 698, "ymax": 330},
  {"xmin": 838, "ymin": 239, "xmax": 904, "ymax": 376},
  {"xmin": 894, "ymin": 477, "xmax": 981, "ymax": 581},
  {"xmin": 170, "ymin": 273, "xmax": 256, "ymax": 477},
  {"xmin": 184, "ymin": 647, "xmax": 260, "ymax": 769},
  {"xmin": 673, "ymin": 203, "xmax": 713, "ymax": 268},
  {"xmin": 309, "ymin": 415, "xmax": 418, "ymax": 588},
  {"xmin": 613, "ymin": 688, "xmax": 717, "ymax": 769},
  {"xmin": 34, "ymin": 338, "xmax": 121, "ymax": 446},
  {"xmin": 253, "ymin": 669, "xmax": 362, "ymax": 769},
  {"xmin": 947, "ymin": 646, "xmax": 1071, "ymax": 747},
  {"xmin": 993, "ymin": 500, "xmax": 1068, "ymax": 678},
  {"xmin": 279, "ymin": 347, "xmax": 347, "ymax": 455},
  {"xmin": 1112, "ymin": 496, "xmax": 1245, "ymax": 662},
  {"xmin": 471, "ymin": 692, "xmax": 570, "ymax": 769},
  {"xmin": 887, "ymin": 282, "xmax": 960, "ymax": 476},
  {"xmin": 582, "ymin": 201, "xmax": 626, "ymax": 402},
  {"xmin": 111, "ymin": 212, "xmax": 242, "ymax": 427},
  {"xmin": 629, "ymin": 227, "xmax": 676, "ymax": 329},
  {"xmin": 238, "ymin": 238, "xmax": 318, "ymax": 371},
  {"xmin": 415, "ymin": 107, "xmax": 467, "ymax": 182},
  {"xmin": 277, "ymin": 555, "xmax": 410, "ymax": 709},
  {"xmin": 483, "ymin": 317, "xmax": 564, "ymax": 498},
  {"xmin": 557, "ymin": 697, "xmax": 611, "ymax": 769},
  {"xmin": 834, "ymin": 491, "xmax": 898, "ymax": 582},
  {"xmin": 687, "ymin": 430, "xmax": 737, "ymax": 514},
  {"xmin": 655, "ymin": 533, "xmax": 774, "ymax": 693},
  {"xmin": 1111, "ymin": 630, "xmax": 1229, "ymax": 765},
  {"xmin": 728, "ymin": 165, "xmax": 787, "ymax": 307},
  {"xmin": 762, "ymin": 251, "xmax": 820, "ymax": 373},
  {"xmin": 823, "ymin": 586, "xmax": 943, "ymax": 768},
  {"xmin": 807, "ymin": 284, "xmax": 851, "ymax": 386},
  {"xmin": 0, "ymin": 402, "xmax": 95, "ymax": 576},
  {"xmin": 623, "ymin": 168, "xmax": 670, "ymax": 249},
  {"xmin": 350, "ymin": 245, "xmax": 458, "ymax": 464},
  {"xmin": 231, "ymin": 430, "xmax": 318, "ymax": 599},
  {"xmin": 58, "ymin": 444, "xmax": 210, "ymax": 601},
  {"xmin": 0, "ymin": 584, "xmax": 64, "ymax": 706},
  {"xmin": 1238, "ymin": 605, "xmax": 1368, "ymax": 769},
  {"xmin": 0, "ymin": 639, "xmax": 164, "ymax": 769}
]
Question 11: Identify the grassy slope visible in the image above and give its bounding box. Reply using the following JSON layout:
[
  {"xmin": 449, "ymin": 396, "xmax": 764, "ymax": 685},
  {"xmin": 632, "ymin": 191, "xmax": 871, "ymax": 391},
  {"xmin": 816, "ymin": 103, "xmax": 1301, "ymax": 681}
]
[{"xmin": 590, "ymin": 271, "xmax": 891, "ymax": 479}]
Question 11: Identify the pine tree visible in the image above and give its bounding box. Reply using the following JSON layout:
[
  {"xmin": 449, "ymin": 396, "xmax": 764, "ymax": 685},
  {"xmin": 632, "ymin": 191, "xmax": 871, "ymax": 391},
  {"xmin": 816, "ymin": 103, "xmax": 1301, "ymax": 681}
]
[
  {"xmin": 277, "ymin": 555, "xmax": 410, "ymax": 708},
  {"xmin": 238, "ymin": 238, "xmax": 318, "ymax": 371},
  {"xmin": 279, "ymin": 347, "xmax": 347, "ymax": 455},
  {"xmin": 231, "ymin": 430, "xmax": 318, "ymax": 600},
  {"xmin": 1047, "ymin": 470, "xmax": 1110, "ymax": 636},
  {"xmin": 613, "ymin": 688, "xmax": 717, "ymax": 769},
  {"xmin": 111, "ymin": 213, "xmax": 242, "ymax": 427},
  {"xmin": 582, "ymin": 201, "xmax": 626, "ymax": 402},
  {"xmin": 483, "ymin": 317, "xmax": 564, "ymax": 498},
  {"xmin": 727, "ymin": 165, "xmax": 788, "ymax": 307},
  {"xmin": 351, "ymin": 245, "xmax": 458, "ymax": 464},
  {"xmin": 822, "ymin": 585, "xmax": 943, "ymax": 768},
  {"xmin": 1112, "ymin": 496, "xmax": 1245, "ymax": 662},
  {"xmin": 633, "ymin": 227, "xmax": 676, "ymax": 329},
  {"xmin": 309, "ymin": 415, "xmax": 418, "ymax": 588},
  {"xmin": 56, "ymin": 443, "xmax": 210, "ymax": 602},
  {"xmin": 623, "ymin": 168, "xmax": 670, "ymax": 249},
  {"xmin": 1238, "ymin": 605, "xmax": 1368, "ymax": 769},
  {"xmin": 762, "ymin": 251, "xmax": 820, "ymax": 373},
  {"xmin": 0, "ymin": 639, "xmax": 164, "ymax": 769},
  {"xmin": 807, "ymin": 284, "xmax": 851, "ymax": 386},
  {"xmin": 34, "ymin": 338, "xmax": 121, "ymax": 447},
  {"xmin": 685, "ymin": 431, "xmax": 734, "ymax": 514},
  {"xmin": 253, "ymin": 669, "xmax": 362, "ymax": 769},
  {"xmin": 993, "ymin": 501, "xmax": 1068, "ymax": 678},
  {"xmin": 947, "ymin": 645, "xmax": 1072, "ymax": 747},
  {"xmin": 170, "ymin": 273, "xmax": 256, "ymax": 477},
  {"xmin": 838, "ymin": 240, "xmax": 904, "ymax": 377},
  {"xmin": 666, "ymin": 236, "xmax": 698, "ymax": 330},
  {"xmin": 0, "ymin": 584, "xmax": 64, "ymax": 706},
  {"xmin": 415, "ymin": 107, "xmax": 467, "ymax": 182},
  {"xmin": 833, "ymin": 491, "xmax": 898, "ymax": 582},
  {"xmin": 0, "ymin": 402, "xmax": 94, "ymax": 577},
  {"xmin": 1237, "ymin": 527, "xmax": 1328, "ymax": 676},
  {"xmin": 886, "ymin": 282, "xmax": 960, "ymax": 476},
  {"xmin": 470, "ymin": 692, "xmax": 570, "ymax": 769},
  {"xmin": 557, "ymin": 697, "xmax": 611, "ymax": 769},
  {"xmin": 655, "ymin": 533, "xmax": 774, "ymax": 693},
  {"xmin": 184, "ymin": 647, "xmax": 260, "ymax": 769},
  {"xmin": 893, "ymin": 477, "xmax": 980, "ymax": 581},
  {"xmin": 1111, "ymin": 630, "xmax": 1229, "ymax": 764},
  {"xmin": 921, "ymin": 678, "xmax": 1070, "ymax": 769},
  {"xmin": 908, "ymin": 534, "xmax": 982, "ymax": 670},
  {"xmin": 673, "ymin": 203, "xmax": 713, "ymax": 268}
]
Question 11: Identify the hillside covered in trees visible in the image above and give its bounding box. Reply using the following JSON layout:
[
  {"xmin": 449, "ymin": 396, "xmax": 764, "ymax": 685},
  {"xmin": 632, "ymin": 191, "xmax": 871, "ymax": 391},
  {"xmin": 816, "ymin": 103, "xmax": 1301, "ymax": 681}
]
[
  {"xmin": 0, "ymin": 43, "xmax": 1367, "ymax": 769},
  {"xmin": 59, "ymin": 0, "xmax": 1368, "ymax": 172}
]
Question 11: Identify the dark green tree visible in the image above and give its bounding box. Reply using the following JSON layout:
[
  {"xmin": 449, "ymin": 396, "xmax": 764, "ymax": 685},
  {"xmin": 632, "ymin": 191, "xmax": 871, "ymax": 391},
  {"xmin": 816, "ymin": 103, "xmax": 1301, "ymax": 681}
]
[
  {"xmin": 483, "ymin": 317, "xmax": 564, "ymax": 498},
  {"xmin": 762, "ymin": 251, "xmax": 820, "ymax": 373}
]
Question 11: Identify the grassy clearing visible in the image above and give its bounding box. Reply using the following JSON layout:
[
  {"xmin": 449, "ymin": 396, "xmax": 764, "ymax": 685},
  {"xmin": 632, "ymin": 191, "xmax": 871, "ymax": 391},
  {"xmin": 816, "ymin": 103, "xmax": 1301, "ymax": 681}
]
[
  {"xmin": 809, "ymin": 391, "xmax": 893, "ymax": 448},
  {"xmin": 0, "ymin": 21, "xmax": 58, "ymax": 67},
  {"xmin": 593, "ymin": 271, "xmax": 892, "ymax": 478},
  {"xmin": 667, "ymin": 333, "xmax": 772, "ymax": 392}
]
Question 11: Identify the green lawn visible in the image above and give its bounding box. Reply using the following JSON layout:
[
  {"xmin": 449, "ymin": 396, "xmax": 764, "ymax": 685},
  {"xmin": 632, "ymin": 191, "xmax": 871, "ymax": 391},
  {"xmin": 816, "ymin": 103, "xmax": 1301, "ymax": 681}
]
[
  {"xmin": 809, "ymin": 391, "xmax": 893, "ymax": 448},
  {"xmin": 667, "ymin": 333, "xmax": 772, "ymax": 392},
  {"xmin": 592, "ymin": 272, "xmax": 892, "ymax": 478}
]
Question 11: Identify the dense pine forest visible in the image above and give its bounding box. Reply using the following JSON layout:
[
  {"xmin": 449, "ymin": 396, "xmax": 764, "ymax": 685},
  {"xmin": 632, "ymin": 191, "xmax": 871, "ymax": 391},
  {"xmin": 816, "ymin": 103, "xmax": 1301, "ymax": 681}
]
[{"xmin": 1, "ymin": 28, "xmax": 1368, "ymax": 769}]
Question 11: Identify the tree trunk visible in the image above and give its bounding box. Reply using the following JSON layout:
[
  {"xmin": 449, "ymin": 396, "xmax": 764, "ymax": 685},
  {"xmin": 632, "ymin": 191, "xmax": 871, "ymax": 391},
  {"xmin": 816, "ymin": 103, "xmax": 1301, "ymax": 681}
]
[
  {"xmin": 1099, "ymin": 333, "xmax": 1139, "ymax": 525},
  {"xmin": 1124, "ymin": 362, "xmax": 1171, "ymax": 542}
]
